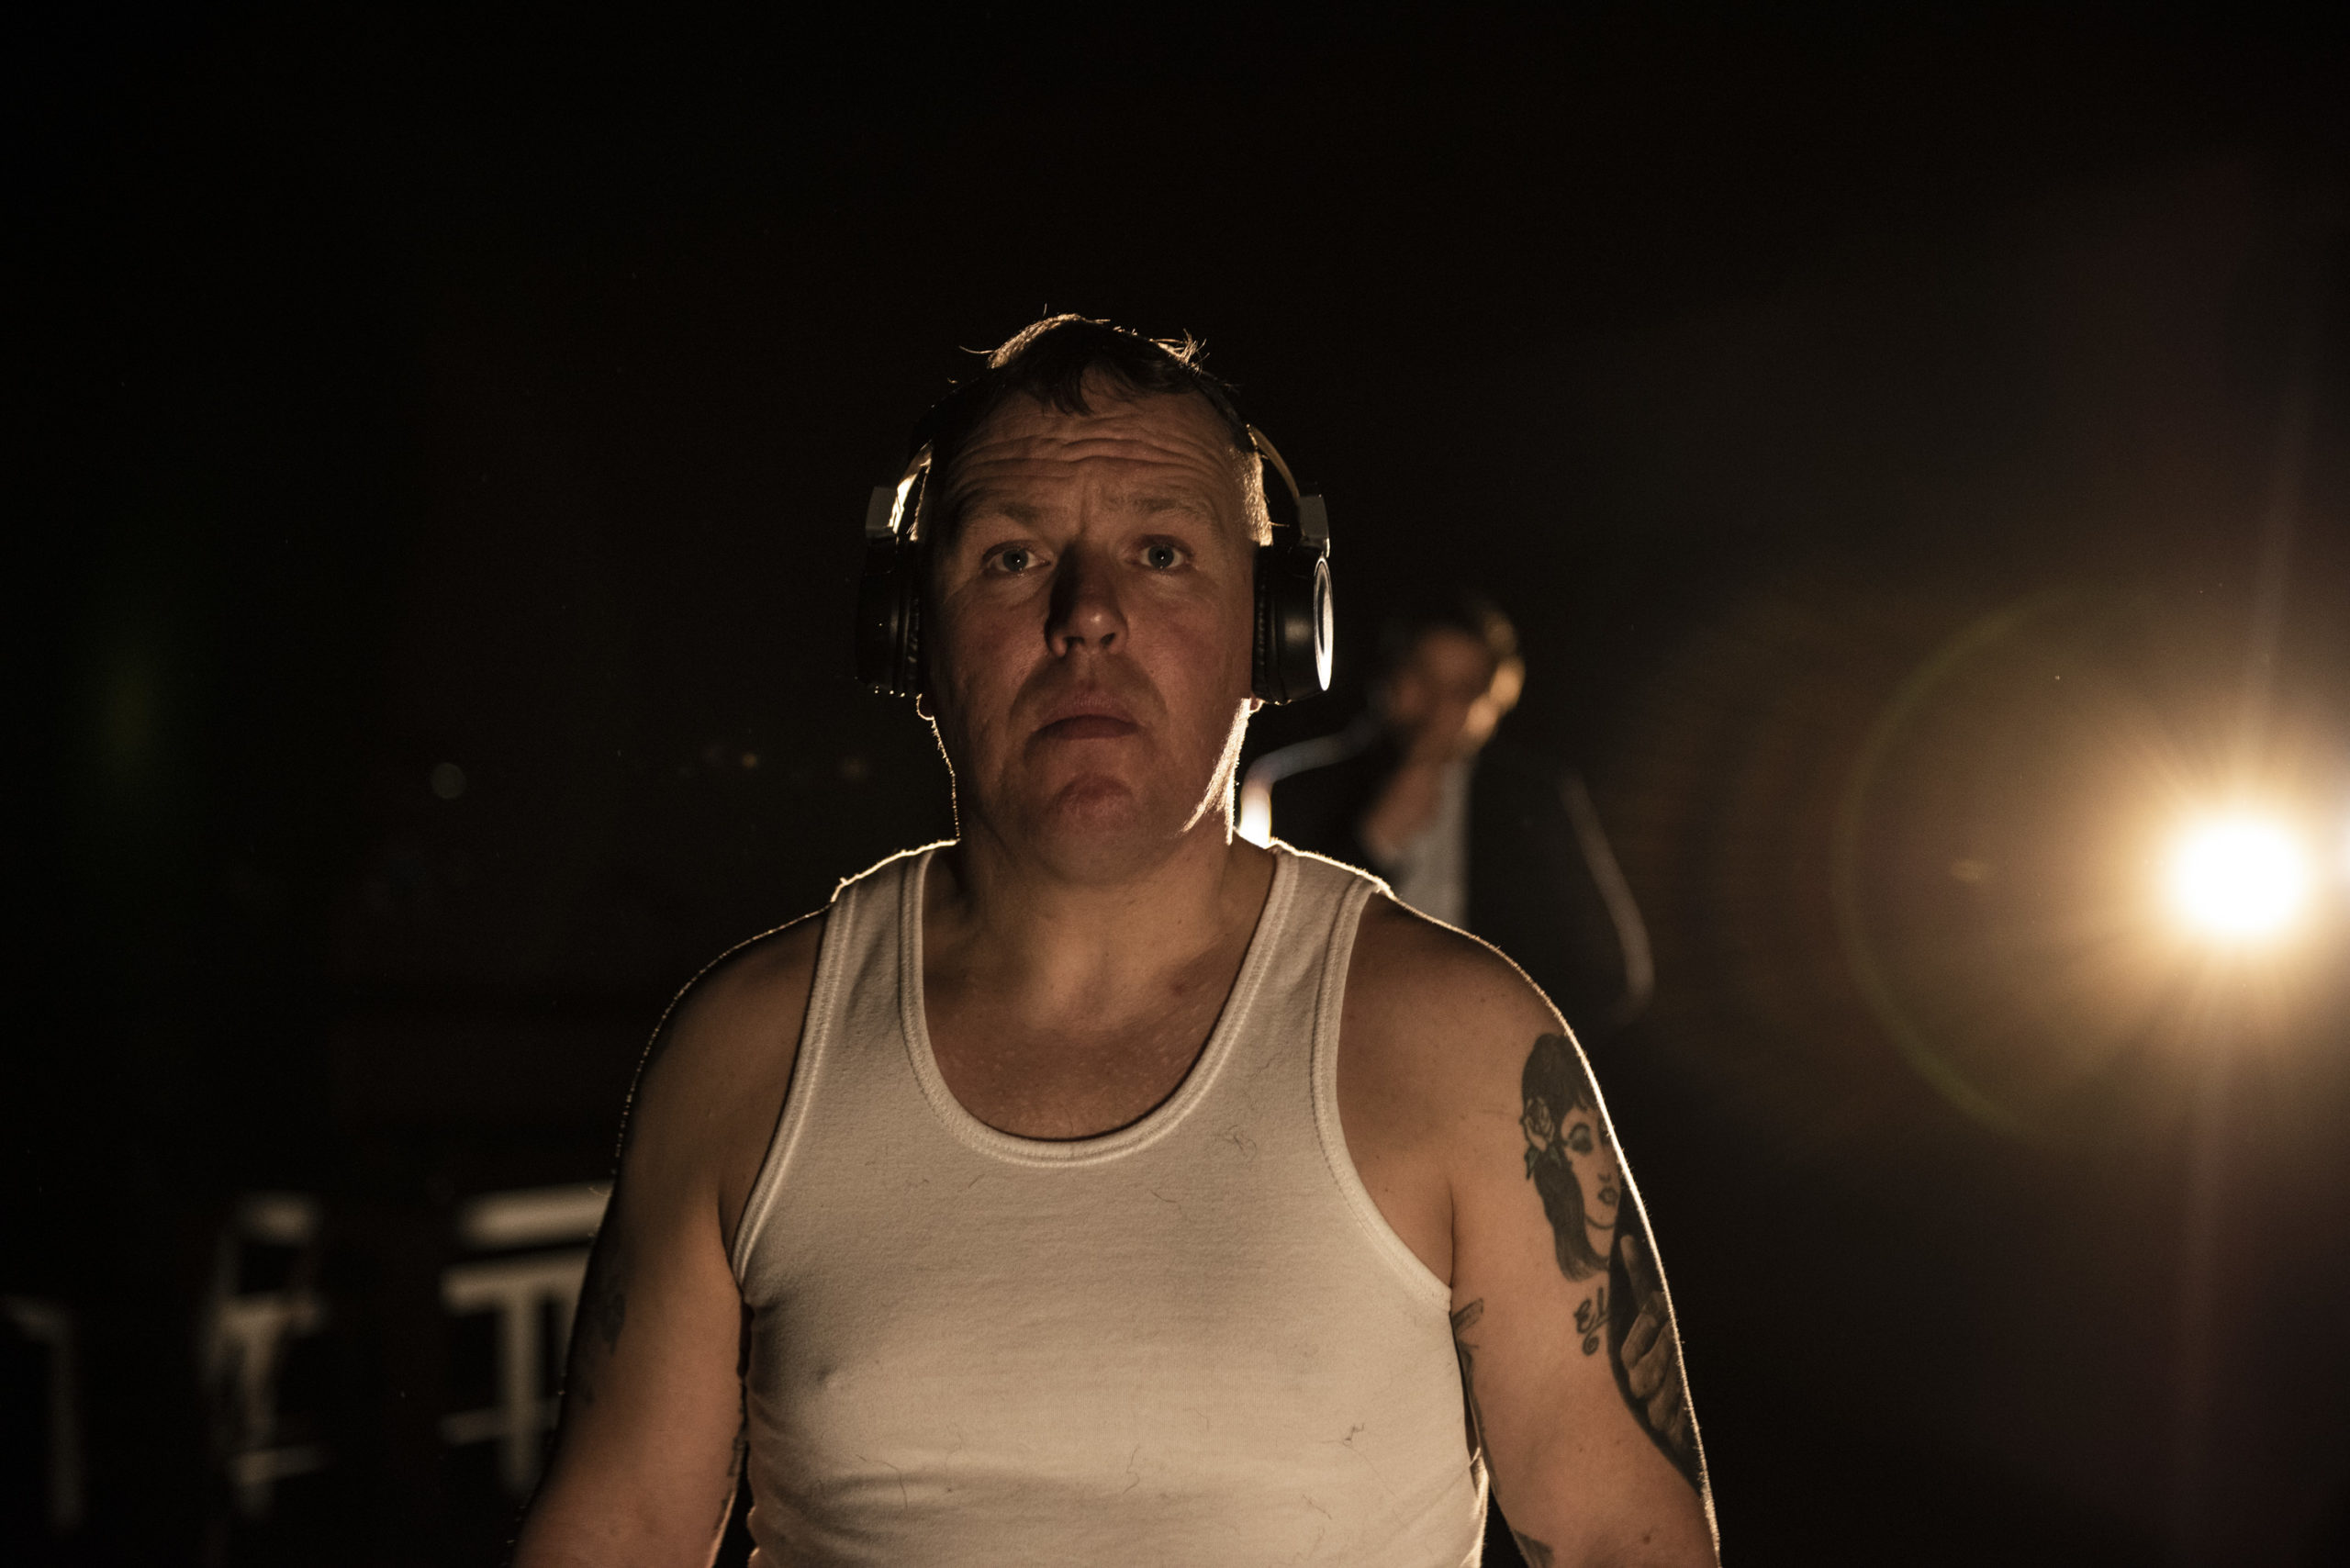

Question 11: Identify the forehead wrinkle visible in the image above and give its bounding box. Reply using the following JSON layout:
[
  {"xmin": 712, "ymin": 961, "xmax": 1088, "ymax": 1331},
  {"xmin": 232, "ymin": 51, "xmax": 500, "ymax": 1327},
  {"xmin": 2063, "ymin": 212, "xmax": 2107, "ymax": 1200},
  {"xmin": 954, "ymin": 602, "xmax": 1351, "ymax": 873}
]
[
  {"xmin": 953, "ymin": 497, "xmax": 1046, "ymax": 529},
  {"xmin": 934, "ymin": 394, "xmax": 1256, "ymax": 545},
  {"xmin": 957, "ymin": 390, "xmax": 1242, "ymax": 469},
  {"xmin": 947, "ymin": 450, "xmax": 1241, "ymax": 523},
  {"xmin": 955, "ymin": 434, "xmax": 1234, "ymax": 484},
  {"xmin": 948, "ymin": 480, "xmax": 1234, "ymax": 541},
  {"xmin": 1119, "ymin": 491, "xmax": 1223, "ymax": 523}
]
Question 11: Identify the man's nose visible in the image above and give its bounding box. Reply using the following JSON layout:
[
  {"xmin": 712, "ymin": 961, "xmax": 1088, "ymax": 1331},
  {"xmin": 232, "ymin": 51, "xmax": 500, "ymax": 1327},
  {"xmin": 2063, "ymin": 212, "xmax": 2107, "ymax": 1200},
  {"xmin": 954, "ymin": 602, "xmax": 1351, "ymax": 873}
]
[{"xmin": 1044, "ymin": 545, "xmax": 1125, "ymax": 656}]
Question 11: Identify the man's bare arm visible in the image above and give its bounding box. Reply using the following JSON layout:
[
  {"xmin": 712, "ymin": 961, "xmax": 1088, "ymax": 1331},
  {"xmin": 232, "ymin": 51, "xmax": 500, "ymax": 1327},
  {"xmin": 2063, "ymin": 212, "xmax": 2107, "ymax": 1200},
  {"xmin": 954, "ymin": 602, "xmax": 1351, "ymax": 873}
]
[
  {"xmin": 1452, "ymin": 1021, "xmax": 1714, "ymax": 1565},
  {"xmin": 1344, "ymin": 905, "xmax": 1716, "ymax": 1566},
  {"xmin": 511, "ymin": 918, "xmax": 821, "ymax": 1568}
]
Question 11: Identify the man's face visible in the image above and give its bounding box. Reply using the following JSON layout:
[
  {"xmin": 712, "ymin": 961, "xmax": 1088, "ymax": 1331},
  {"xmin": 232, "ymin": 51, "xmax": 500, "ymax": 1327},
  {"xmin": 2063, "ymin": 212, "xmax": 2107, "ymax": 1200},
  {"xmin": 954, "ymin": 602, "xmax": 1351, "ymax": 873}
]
[
  {"xmin": 923, "ymin": 384, "xmax": 1260, "ymax": 880},
  {"xmin": 1383, "ymin": 627, "xmax": 1509, "ymax": 761}
]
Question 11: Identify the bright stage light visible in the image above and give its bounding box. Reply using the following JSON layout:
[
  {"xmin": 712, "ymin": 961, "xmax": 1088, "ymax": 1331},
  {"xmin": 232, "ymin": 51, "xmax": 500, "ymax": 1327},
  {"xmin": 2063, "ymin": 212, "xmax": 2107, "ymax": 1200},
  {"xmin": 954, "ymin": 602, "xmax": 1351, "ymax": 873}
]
[{"xmin": 2165, "ymin": 814, "xmax": 2311, "ymax": 943}]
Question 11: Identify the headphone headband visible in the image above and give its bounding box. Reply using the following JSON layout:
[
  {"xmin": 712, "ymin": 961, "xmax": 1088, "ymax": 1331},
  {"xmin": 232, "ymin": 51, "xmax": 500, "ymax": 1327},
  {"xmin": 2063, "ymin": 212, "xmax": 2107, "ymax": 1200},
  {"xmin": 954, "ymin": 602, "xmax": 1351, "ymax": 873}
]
[
  {"xmin": 1247, "ymin": 427, "xmax": 1328, "ymax": 549},
  {"xmin": 867, "ymin": 444, "xmax": 931, "ymax": 543}
]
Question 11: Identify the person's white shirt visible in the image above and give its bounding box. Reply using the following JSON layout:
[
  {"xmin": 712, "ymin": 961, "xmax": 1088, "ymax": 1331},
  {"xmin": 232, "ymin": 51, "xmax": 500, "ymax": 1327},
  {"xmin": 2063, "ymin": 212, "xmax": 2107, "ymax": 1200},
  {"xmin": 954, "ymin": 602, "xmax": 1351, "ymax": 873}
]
[{"xmin": 1371, "ymin": 754, "xmax": 1472, "ymax": 928}]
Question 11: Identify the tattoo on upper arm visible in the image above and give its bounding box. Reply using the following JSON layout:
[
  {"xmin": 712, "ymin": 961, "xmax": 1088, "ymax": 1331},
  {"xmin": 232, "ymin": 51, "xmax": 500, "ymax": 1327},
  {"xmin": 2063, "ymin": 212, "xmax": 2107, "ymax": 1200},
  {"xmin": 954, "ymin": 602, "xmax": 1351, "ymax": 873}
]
[
  {"xmin": 1520, "ymin": 1035, "xmax": 1618, "ymax": 1284},
  {"xmin": 1449, "ymin": 1298, "xmax": 1487, "ymax": 1462},
  {"xmin": 1609, "ymin": 1211, "xmax": 1697, "ymax": 1482},
  {"xmin": 713, "ymin": 1379, "xmax": 747, "ymax": 1535},
  {"xmin": 716, "ymin": 1303, "xmax": 751, "ymax": 1534},
  {"xmin": 563, "ymin": 1222, "xmax": 630, "ymax": 1411},
  {"xmin": 1518, "ymin": 1032, "xmax": 1706, "ymax": 1495},
  {"xmin": 584, "ymin": 1220, "xmax": 629, "ymax": 1357},
  {"xmin": 1460, "ymin": 1296, "xmax": 1562, "ymax": 1567}
]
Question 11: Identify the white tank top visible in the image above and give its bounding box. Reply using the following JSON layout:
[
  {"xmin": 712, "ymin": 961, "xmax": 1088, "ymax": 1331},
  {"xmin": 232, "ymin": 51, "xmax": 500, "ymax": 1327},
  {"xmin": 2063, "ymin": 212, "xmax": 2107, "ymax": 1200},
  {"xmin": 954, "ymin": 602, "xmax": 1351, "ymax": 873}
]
[{"xmin": 731, "ymin": 844, "xmax": 1485, "ymax": 1566}]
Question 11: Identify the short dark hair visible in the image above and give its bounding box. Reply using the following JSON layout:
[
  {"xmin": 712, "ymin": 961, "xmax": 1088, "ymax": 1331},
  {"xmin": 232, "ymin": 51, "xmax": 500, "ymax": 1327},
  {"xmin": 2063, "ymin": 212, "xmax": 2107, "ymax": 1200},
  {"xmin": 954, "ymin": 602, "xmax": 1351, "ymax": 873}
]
[
  {"xmin": 912, "ymin": 314, "xmax": 1270, "ymax": 547},
  {"xmin": 1378, "ymin": 589, "xmax": 1521, "ymax": 677}
]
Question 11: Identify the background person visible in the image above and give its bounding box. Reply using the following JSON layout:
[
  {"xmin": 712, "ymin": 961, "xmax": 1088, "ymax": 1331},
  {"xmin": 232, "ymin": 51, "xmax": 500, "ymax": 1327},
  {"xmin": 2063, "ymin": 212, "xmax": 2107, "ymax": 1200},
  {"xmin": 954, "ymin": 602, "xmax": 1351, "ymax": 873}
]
[{"xmin": 1243, "ymin": 593, "xmax": 1653, "ymax": 1042}]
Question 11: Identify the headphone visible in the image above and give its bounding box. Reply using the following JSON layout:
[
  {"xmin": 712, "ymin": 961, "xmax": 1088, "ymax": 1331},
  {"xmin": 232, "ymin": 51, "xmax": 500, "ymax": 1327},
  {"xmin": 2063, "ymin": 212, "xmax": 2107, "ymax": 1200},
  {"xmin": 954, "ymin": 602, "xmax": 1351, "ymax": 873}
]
[{"xmin": 855, "ymin": 423, "xmax": 1333, "ymax": 704}]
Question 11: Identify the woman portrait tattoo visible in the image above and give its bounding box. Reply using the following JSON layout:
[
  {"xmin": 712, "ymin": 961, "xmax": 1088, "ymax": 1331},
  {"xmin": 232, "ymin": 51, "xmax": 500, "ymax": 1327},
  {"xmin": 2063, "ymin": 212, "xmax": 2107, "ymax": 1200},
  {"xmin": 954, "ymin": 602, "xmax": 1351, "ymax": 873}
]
[
  {"xmin": 1519, "ymin": 1032, "xmax": 1622, "ymax": 1282},
  {"xmin": 1518, "ymin": 1031, "xmax": 1707, "ymax": 1495}
]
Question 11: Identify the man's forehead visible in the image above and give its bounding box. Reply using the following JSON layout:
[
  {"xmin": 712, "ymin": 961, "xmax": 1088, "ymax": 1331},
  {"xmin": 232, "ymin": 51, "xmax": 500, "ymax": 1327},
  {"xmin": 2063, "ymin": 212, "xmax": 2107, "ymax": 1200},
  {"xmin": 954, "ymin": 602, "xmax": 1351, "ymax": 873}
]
[{"xmin": 949, "ymin": 389, "xmax": 1247, "ymax": 487}]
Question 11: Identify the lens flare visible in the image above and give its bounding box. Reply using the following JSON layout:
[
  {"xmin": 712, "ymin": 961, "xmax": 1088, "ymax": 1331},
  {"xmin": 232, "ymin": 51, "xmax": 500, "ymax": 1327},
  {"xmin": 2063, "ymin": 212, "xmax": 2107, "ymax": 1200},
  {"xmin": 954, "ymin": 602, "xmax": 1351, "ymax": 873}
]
[{"xmin": 2164, "ymin": 815, "xmax": 2311, "ymax": 943}]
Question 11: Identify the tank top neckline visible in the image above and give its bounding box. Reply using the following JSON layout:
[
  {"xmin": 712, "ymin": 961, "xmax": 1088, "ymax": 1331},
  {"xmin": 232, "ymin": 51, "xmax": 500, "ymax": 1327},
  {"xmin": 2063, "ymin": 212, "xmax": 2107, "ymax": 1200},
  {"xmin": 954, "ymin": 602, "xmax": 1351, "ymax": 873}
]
[{"xmin": 895, "ymin": 843, "xmax": 1301, "ymax": 1168}]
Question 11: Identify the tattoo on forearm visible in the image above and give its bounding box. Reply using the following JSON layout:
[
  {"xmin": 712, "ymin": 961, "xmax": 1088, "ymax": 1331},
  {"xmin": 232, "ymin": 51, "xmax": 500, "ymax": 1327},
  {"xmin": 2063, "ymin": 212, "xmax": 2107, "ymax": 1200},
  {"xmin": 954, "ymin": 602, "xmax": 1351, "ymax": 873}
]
[{"xmin": 1518, "ymin": 1032, "xmax": 1706, "ymax": 1495}]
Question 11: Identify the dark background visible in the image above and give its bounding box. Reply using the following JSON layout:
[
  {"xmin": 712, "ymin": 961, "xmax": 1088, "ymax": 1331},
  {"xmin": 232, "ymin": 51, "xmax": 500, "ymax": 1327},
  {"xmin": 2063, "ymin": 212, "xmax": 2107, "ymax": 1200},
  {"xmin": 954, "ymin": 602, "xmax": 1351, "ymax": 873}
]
[{"xmin": 10, "ymin": 5, "xmax": 2350, "ymax": 1563}]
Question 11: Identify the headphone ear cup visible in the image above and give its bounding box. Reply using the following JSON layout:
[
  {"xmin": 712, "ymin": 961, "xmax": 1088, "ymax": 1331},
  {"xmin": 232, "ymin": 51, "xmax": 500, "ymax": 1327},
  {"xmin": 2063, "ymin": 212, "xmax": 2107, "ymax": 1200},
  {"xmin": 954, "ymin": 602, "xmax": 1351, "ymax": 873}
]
[
  {"xmin": 1252, "ymin": 543, "xmax": 1277, "ymax": 700},
  {"xmin": 895, "ymin": 556, "xmax": 923, "ymax": 698},
  {"xmin": 856, "ymin": 539, "xmax": 921, "ymax": 697},
  {"xmin": 1251, "ymin": 543, "xmax": 1334, "ymax": 703},
  {"xmin": 1307, "ymin": 554, "xmax": 1333, "ymax": 693}
]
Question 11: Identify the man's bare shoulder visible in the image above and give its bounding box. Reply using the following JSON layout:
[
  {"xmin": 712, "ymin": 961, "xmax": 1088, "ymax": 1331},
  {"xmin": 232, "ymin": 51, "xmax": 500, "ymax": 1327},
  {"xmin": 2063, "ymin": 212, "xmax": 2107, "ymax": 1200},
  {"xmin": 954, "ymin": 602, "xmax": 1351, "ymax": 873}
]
[
  {"xmin": 659, "ymin": 911, "xmax": 827, "ymax": 1060},
  {"xmin": 1342, "ymin": 894, "xmax": 1564, "ymax": 1101},
  {"xmin": 627, "ymin": 910, "xmax": 828, "ymax": 1238},
  {"xmin": 1333, "ymin": 894, "xmax": 1570, "ymax": 1283}
]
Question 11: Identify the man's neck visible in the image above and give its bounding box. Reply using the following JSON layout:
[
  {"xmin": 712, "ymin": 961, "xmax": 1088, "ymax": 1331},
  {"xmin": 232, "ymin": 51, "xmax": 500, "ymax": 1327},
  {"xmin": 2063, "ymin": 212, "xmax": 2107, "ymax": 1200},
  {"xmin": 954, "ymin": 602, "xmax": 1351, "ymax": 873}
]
[{"xmin": 926, "ymin": 815, "xmax": 1275, "ymax": 1030}]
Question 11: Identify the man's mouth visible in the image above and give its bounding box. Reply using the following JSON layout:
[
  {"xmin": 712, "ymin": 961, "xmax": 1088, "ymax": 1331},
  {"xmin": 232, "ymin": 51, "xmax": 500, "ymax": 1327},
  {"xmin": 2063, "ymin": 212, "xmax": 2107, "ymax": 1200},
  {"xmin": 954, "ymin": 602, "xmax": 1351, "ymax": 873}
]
[{"xmin": 1036, "ymin": 714, "xmax": 1139, "ymax": 741}]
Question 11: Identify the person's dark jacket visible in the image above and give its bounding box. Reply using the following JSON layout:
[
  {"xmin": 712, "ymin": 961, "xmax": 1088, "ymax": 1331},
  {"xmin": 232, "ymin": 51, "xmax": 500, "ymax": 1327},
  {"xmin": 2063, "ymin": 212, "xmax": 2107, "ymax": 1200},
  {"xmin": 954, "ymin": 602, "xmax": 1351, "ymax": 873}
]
[{"xmin": 1259, "ymin": 726, "xmax": 1644, "ymax": 1043}]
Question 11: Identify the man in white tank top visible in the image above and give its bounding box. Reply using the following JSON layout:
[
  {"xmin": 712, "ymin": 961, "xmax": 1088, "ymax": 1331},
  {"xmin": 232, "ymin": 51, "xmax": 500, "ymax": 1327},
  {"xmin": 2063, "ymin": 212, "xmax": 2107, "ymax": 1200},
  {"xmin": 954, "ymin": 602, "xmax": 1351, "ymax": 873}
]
[{"xmin": 513, "ymin": 317, "xmax": 1718, "ymax": 1567}]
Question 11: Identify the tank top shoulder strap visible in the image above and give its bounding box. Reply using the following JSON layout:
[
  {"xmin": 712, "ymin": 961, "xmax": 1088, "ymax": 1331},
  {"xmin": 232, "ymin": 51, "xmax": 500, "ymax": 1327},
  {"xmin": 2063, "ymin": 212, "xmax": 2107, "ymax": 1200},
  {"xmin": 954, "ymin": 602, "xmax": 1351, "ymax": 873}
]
[
  {"xmin": 730, "ymin": 846, "xmax": 933, "ymax": 1281},
  {"xmin": 1291, "ymin": 854, "xmax": 1449, "ymax": 1306},
  {"xmin": 1226, "ymin": 846, "xmax": 1370, "ymax": 1026}
]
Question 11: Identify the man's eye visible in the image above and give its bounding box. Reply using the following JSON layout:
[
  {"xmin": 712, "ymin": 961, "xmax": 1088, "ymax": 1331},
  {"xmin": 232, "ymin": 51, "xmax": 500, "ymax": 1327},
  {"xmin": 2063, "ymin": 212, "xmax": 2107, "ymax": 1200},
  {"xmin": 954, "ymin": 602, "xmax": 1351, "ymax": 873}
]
[
  {"xmin": 992, "ymin": 546, "xmax": 1034, "ymax": 574},
  {"xmin": 1143, "ymin": 543, "xmax": 1183, "ymax": 570}
]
